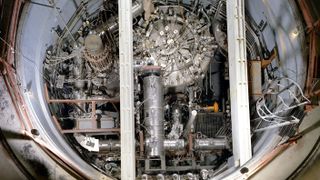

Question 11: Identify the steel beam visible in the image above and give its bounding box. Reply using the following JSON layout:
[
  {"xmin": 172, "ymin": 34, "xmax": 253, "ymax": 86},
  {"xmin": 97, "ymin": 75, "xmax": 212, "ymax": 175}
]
[
  {"xmin": 227, "ymin": 0, "xmax": 252, "ymax": 166},
  {"xmin": 119, "ymin": 0, "xmax": 136, "ymax": 179}
]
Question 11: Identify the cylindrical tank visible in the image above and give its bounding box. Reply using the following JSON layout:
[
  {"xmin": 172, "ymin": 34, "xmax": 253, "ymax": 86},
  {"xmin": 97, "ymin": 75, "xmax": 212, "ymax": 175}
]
[{"xmin": 143, "ymin": 67, "xmax": 164, "ymax": 158}]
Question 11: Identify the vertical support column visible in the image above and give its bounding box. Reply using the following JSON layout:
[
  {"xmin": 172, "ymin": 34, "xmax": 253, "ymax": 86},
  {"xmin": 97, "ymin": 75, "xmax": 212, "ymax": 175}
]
[
  {"xmin": 227, "ymin": 0, "xmax": 252, "ymax": 166},
  {"xmin": 119, "ymin": 0, "xmax": 135, "ymax": 179}
]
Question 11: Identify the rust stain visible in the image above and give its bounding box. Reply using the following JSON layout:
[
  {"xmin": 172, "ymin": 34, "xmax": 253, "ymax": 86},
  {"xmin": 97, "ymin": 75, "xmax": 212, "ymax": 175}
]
[
  {"xmin": 297, "ymin": 0, "xmax": 314, "ymax": 31},
  {"xmin": 247, "ymin": 142, "xmax": 293, "ymax": 178}
]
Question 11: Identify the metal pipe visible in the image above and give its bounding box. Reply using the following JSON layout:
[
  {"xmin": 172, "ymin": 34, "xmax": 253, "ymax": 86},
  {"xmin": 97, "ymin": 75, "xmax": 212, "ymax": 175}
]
[
  {"xmin": 139, "ymin": 131, "xmax": 144, "ymax": 156},
  {"xmin": 73, "ymin": 54, "xmax": 85, "ymax": 89},
  {"xmin": 164, "ymin": 139, "xmax": 186, "ymax": 151},
  {"xmin": 194, "ymin": 137, "xmax": 229, "ymax": 150},
  {"xmin": 143, "ymin": 67, "xmax": 164, "ymax": 158},
  {"xmin": 183, "ymin": 110, "xmax": 198, "ymax": 137},
  {"xmin": 99, "ymin": 140, "xmax": 121, "ymax": 152},
  {"xmin": 107, "ymin": 1, "xmax": 143, "ymax": 33},
  {"xmin": 97, "ymin": 139, "xmax": 186, "ymax": 152}
]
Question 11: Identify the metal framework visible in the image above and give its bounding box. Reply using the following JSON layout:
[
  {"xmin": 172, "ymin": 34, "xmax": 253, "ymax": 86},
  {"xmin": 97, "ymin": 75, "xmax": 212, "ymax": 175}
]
[
  {"xmin": 119, "ymin": 0, "xmax": 135, "ymax": 179},
  {"xmin": 227, "ymin": 0, "xmax": 252, "ymax": 166},
  {"xmin": 298, "ymin": 0, "xmax": 320, "ymax": 102}
]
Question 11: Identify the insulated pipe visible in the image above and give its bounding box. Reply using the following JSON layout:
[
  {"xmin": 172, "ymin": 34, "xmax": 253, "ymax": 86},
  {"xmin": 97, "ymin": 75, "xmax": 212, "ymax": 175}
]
[
  {"xmin": 99, "ymin": 139, "xmax": 183, "ymax": 152},
  {"xmin": 194, "ymin": 137, "xmax": 229, "ymax": 150},
  {"xmin": 164, "ymin": 139, "xmax": 186, "ymax": 151},
  {"xmin": 99, "ymin": 140, "xmax": 121, "ymax": 152},
  {"xmin": 99, "ymin": 139, "xmax": 183, "ymax": 153},
  {"xmin": 98, "ymin": 138, "xmax": 228, "ymax": 152},
  {"xmin": 143, "ymin": 67, "xmax": 165, "ymax": 158}
]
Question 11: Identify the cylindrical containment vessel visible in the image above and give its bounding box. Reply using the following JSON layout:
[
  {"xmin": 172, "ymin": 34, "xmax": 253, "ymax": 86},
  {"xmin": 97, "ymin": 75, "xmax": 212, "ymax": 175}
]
[{"xmin": 143, "ymin": 67, "xmax": 164, "ymax": 158}]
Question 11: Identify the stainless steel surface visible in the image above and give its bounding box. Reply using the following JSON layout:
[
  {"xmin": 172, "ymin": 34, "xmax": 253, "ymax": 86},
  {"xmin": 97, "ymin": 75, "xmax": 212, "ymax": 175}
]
[
  {"xmin": 143, "ymin": 71, "xmax": 164, "ymax": 158},
  {"xmin": 100, "ymin": 140, "xmax": 121, "ymax": 152},
  {"xmin": 164, "ymin": 139, "xmax": 186, "ymax": 151},
  {"xmin": 0, "ymin": 0, "xmax": 318, "ymax": 179},
  {"xmin": 133, "ymin": 4, "xmax": 216, "ymax": 88}
]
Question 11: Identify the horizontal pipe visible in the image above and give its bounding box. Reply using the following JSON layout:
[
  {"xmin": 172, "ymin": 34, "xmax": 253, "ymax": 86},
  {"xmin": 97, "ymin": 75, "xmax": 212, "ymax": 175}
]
[
  {"xmin": 62, "ymin": 128, "xmax": 120, "ymax": 134},
  {"xmin": 99, "ymin": 140, "xmax": 121, "ymax": 152},
  {"xmin": 44, "ymin": 84, "xmax": 119, "ymax": 103},
  {"xmin": 194, "ymin": 137, "xmax": 229, "ymax": 150},
  {"xmin": 97, "ymin": 137, "xmax": 228, "ymax": 152},
  {"xmin": 164, "ymin": 139, "xmax": 186, "ymax": 151}
]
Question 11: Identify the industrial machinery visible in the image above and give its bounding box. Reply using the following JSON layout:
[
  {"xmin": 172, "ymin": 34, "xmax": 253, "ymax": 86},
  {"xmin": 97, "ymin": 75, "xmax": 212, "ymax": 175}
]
[
  {"xmin": 43, "ymin": 1, "xmax": 233, "ymax": 178},
  {"xmin": 0, "ymin": 0, "xmax": 319, "ymax": 179},
  {"xmin": 37, "ymin": 0, "xmax": 309, "ymax": 178}
]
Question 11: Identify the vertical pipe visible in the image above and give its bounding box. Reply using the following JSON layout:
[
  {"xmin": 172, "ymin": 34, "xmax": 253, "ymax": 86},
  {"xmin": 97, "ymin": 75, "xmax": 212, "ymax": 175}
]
[
  {"xmin": 143, "ymin": 68, "xmax": 164, "ymax": 158},
  {"xmin": 119, "ymin": 0, "xmax": 135, "ymax": 179},
  {"xmin": 183, "ymin": 110, "xmax": 198, "ymax": 137},
  {"xmin": 227, "ymin": 0, "xmax": 252, "ymax": 166}
]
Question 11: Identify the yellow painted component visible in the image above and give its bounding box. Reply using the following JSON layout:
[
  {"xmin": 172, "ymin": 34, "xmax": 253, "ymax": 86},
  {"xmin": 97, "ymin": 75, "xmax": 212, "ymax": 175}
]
[
  {"xmin": 204, "ymin": 102, "xmax": 219, "ymax": 112},
  {"xmin": 213, "ymin": 101, "xmax": 219, "ymax": 112}
]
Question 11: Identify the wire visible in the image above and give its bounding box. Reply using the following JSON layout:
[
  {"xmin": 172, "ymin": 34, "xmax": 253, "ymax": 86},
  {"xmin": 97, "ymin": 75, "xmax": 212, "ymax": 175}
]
[
  {"xmin": 255, "ymin": 77, "xmax": 310, "ymax": 126},
  {"xmin": 47, "ymin": 0, "xmax": 77, "ymax": 44},
  {"xmin": 45, "ymin": 47, "xmax": 84, "ymax": 66}
]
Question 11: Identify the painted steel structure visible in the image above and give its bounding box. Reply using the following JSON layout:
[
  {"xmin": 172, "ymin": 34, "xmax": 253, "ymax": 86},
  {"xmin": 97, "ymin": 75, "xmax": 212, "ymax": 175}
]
[
  {"xmin": 227, "ymin": 0, "xmax": 252, "ymax": 166},
  {"xmin": 119, "ymin": 0, "xmax": 136, "ymax": 179}
]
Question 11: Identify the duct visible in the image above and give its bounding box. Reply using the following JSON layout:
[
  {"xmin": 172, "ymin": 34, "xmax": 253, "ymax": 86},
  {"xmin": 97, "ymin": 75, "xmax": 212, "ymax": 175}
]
[{"xmin": 143, "ymin": 67, "xmax": 165, "ymax": 158}]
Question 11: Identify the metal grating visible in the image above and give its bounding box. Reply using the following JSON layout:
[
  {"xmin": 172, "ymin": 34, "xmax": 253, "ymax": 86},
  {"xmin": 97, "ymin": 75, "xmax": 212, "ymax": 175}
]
[{"xmin": 194, "ymin": 113, "xmax": 225, "ymax": 138}]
